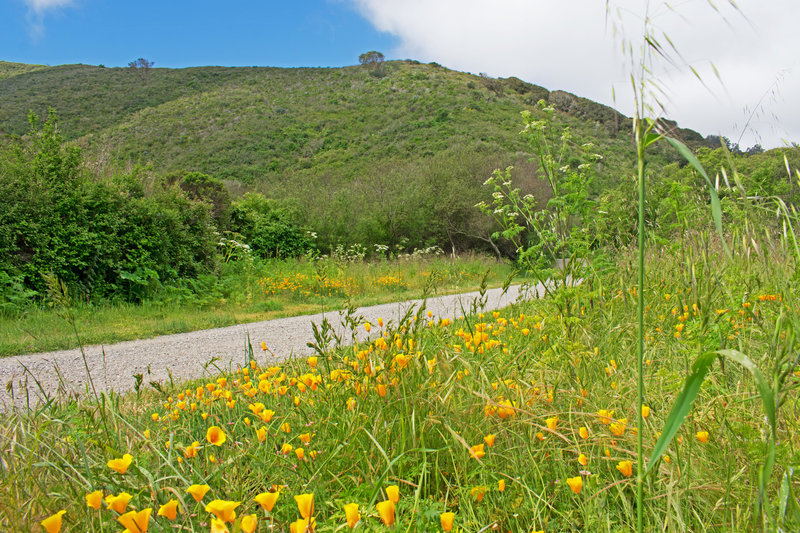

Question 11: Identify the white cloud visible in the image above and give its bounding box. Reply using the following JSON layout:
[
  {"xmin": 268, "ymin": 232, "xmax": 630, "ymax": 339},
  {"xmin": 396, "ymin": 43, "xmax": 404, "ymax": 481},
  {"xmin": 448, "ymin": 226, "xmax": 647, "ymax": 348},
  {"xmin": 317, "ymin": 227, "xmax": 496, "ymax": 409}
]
[
  {"xmin": 24, "ymin": 0, "xmax": 75, "ymax": 40},
  {"xmin": 24, "ymin": 0, "xmax": 74, "ymax": 14},
  {"xmin": 351, "ymin": 0, "xmax": 800, "ymax": 148}
]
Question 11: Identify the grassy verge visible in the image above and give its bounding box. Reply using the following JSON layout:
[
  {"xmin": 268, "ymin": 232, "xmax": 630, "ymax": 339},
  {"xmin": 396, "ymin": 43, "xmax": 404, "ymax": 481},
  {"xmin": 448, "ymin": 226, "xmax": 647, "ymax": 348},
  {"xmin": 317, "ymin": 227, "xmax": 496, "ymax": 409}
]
[
  {"xmin": 0, "ymin": 254, "xmax": 519, "ymax": 357},
  {"xmin": 1, "ymin": 240, "xmax": 797, "ymax": 532}
]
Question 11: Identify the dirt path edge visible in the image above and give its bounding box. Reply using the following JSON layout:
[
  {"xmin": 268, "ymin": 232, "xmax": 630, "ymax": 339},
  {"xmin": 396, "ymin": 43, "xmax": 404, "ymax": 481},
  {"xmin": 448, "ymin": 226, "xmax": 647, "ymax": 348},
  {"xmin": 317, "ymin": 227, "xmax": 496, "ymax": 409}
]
[{"xmin": 0, "ymin": 284, "xmax": 542, "ymax": 410}]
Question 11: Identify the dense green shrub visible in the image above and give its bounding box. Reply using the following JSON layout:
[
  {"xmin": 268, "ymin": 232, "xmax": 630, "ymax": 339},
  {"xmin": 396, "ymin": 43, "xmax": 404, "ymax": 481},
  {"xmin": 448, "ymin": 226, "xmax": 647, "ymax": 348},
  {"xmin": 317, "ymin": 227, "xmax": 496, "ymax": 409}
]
[
  {"xmin": 0, "ymin": 111, "xmax": 219, "ymax": 306},
  {"xmin": 172, "ymin": 171, "xmax": 232, "ymax": 227},
  {"xmin": 229, "ymin": 193, "xmax": 313, "ymax": 259}
]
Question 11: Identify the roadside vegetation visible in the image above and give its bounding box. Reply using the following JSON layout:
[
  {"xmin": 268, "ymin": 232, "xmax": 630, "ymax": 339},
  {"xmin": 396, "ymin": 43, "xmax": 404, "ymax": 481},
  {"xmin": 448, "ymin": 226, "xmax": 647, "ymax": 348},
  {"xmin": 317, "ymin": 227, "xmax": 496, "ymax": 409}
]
[
  {"xmin": 0, "ymin": 253, "xmax": 517, "ymax": 356},
  {"xmin": 1, "ymin": 217, "xmax": 797, "ymax": 531}
]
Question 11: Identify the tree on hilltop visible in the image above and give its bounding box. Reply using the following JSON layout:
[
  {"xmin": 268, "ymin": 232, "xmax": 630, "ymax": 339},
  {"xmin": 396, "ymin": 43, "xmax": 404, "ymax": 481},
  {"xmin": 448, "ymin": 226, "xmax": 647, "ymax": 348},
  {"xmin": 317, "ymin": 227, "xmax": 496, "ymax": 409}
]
[
  {"xmin": 128, "ymin": 58, "xmax": 154, "ymax": 85},
  {"xmin": 359, "ymin": 51, "xmax": 385, "ymax": 76}
]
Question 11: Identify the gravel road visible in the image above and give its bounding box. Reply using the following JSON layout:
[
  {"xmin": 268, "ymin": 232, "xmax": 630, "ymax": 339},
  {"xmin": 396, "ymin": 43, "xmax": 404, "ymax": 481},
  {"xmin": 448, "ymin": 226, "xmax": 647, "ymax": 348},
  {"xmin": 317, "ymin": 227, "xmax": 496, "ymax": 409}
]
[{"xmin": 0, "ymin": 284, "xmax": 543, "ymax": 410}]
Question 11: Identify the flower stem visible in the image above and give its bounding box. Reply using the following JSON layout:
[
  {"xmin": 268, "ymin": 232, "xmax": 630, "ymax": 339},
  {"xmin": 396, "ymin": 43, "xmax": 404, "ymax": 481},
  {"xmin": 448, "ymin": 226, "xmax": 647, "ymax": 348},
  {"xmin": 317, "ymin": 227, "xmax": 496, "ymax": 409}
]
[{"xmin": 635, "ymin": 113, "xmax": 646, "ymax": 533}]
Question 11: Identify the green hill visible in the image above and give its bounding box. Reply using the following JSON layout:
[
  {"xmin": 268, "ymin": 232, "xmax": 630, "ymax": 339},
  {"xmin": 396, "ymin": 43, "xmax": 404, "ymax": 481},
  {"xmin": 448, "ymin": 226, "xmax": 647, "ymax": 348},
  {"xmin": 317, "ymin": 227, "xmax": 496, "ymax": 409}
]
[
  {"xmin": 0, "ymin": 60, "xmax": 48, "ymax": 81},
  {"xmin": 0, "ymin": 59, "xmax": 737, "ymax": 249},
  {"xmin": 0, "ymin": 59, "xmax": 708, "ymax": 175}
]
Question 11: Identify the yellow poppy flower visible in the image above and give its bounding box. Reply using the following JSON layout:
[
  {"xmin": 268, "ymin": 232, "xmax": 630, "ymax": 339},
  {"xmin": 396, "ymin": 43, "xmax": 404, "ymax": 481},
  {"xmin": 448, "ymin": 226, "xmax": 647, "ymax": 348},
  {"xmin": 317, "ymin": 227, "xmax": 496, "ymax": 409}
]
[
  {"xmin": 469, "ymin": 443, "xmax": 485, "ymax": 459},
  {"xmin": 579, "ymin": 426, "xmax": 589, "ymax": 439},
  {"xmin": 210, "ymin": 518, "xmax": 230, "ymax": 533},
  {"xmin": 597, "ymin": 409, "xmax": 614, "ymax": 425},
  {"xmin": 107, "ymin": 453, "xmax": 133, "ymax": 474},
  {"xmin": 206, "ymin": 426, "xmax": 227, "ymax": 446},
  {"xmin": 617, "ymin": 460, "xmax": 633, "ymax": 477},
  {"xmin": 117, "ymin": 508, "xmax": 152, "ymax": 533},
  {"xmin": 386, "ymin": 484, "xmax": 399, "ymax": 504},
  {"xmin": 641, "ymin": 405, "xmax": 651, "ymax": 419},
  {"xmin": 105, "ymin": 492, "xmax": 132, "ymax": 513},
  {"xmin": 86, "ymin": 490, "xmax": 103, "ymax": 510},
  {"xmin": 205, "ymin": 500, "xmax": 241, "ymax": 523},
  {"xmin": 483, "ymin": 434, "xmax": 496, "ymax": 447},
  {"xmin": 289, "ymin": 517, "xmax": 316, "ymax": 533},
  {"xmin": 578, "ymin": 453, "xmax": 588, "ymax": 466},
  {"xmin": 696, "ymin": 430, "xmax": 709, "ymax": 444},
  {"xmin": 498, "ymin": 479, "xmax": 506, "ymax": 492},
  {"xmin": 41, "ymin": 510, "xmax": 66, "ymax": 533},
  {"xmin": 187, "ymin": 484, "xmax": 210, "ymax": 503},
  {"xmin": 344, "ymin": 503, "xmax": 360, "ymax": 528},
  {"xmin": 295, "ymin": 448, "xmax": 305, "ymax": 460},
  {"xmin": 610, "ymin": 418, "xmax": 627, "ymax": 437},
  {"xmin": 470, "ymin": 486, "xmax": 486, "ymax": 502},
  {"xmin": 254, "ymin": 491, "xmax": 279, "ymax": 512},
  {"xmin": 566, "ymin": 476, "xmax": 582, "ymax": 494},
  {"xmin": 376, "ymin": 500, "xmax": 395, "ymax": 526},
  {"xmin": 157, "ymin": 499, "xmax": 179, "ymax": 520},
  {"xmin": 295, "ymin": 493, "xmax": 314, "ymax": 518},
  {"xmin": 184, "ymin": 441, "xmax": 200, "ymax": 459},
  {"xmin": 440, "ymin": 511, "xmax": 455, "ymax": 531},
  {"xmin": 545, "ymin": 416, "xmax": 558, "ymax": 430},
  {"xmin": 255, "ymin": 427, "xmax": 267, "ymax": 442},
  {"xmin": 241, "ymin": 514, "xmax": 258, "ymax": 533}
]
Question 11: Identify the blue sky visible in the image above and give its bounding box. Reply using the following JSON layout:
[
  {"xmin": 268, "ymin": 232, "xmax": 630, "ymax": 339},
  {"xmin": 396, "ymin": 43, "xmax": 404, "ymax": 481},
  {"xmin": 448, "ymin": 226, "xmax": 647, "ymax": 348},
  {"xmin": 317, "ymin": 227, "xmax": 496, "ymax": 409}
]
[
  {"xmin": 3, "ymin": 0, "xmax": 800, "ymax": 148},
  {"xmin": 3, "ymin": 0, "xmax": 397, "ymax": 68}
]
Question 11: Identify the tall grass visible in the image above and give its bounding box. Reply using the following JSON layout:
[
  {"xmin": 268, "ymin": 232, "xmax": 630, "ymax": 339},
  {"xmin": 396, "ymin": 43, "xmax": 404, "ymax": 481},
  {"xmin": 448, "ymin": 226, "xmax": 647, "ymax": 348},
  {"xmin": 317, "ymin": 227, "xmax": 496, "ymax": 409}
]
[{"xmin": 0, "ymin": 230, "xmax": 797, "ymax": 530}]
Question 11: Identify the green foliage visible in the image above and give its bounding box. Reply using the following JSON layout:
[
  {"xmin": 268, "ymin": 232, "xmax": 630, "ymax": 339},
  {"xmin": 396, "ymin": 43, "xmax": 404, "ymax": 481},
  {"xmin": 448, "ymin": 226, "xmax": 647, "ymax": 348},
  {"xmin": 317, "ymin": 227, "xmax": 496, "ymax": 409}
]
[
  {"xmin": 0, "ymin": 60, "xmax": 727, "ymax": 253},
  {"xmin": 358, "ymin": 50, "xmax": 385, "ymax": 77},
  {"xmin": 230, "ymin": 193, "xmax": 313, "ymax": 259},
  {"xmin": 172, "ymin": 171, "xmax": 232, "ymax": 227},
  {"xmin": 0, "ymin": 111, "xmax": 219, "ymax": 306},
  {"xmin": 478, "ymin": 102, "xmax": 600, "ymax": 302}
]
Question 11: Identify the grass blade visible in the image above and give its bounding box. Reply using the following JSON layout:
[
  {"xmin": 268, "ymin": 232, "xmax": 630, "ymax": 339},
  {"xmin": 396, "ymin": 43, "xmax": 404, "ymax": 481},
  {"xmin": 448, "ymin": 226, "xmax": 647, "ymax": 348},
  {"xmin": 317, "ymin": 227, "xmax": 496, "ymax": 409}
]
[
  {"xmin": 645, "ymin": 352, "xmax": 716, "ymax": 474},
  {"xmin": 716, "ymin": 349, "xmax": 775, "ymax": 428}
]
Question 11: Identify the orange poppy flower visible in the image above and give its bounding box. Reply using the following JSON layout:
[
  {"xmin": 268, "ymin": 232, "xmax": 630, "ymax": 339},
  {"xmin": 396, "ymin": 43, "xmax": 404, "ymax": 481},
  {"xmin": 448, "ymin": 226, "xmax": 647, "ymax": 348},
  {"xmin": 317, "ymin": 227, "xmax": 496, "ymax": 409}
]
[
  {"xmin": 187, "ymin": 484, "xmax": 210, "ymax": 503},
  {"xmin": 117, "ymin": 508, "xmax": 152, "ymax": 533},
  {"xmin": 107, "ymin": 454, "xmax": 133, "ymax": 474},
  {"xmin": 295, "ymin": 493, "xmax": 314, "ymax": 519},
  {"xmin": 376, "ymin": 500, "xmax": 395, "ymax": 526},
  {"xmin": 41, "ymin": 510, "xmax": 66, "ymax": 533},
  {"xmin": 566, "ymin": 476, "xmax": 582, "ymax": 494},
  {"xmin": 344, "ymin": 503, "xmax": 360, "ymax": 528},
  {"xmin": 206, "ymin": 426, "xmax": 227, "ymax": 446}
]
